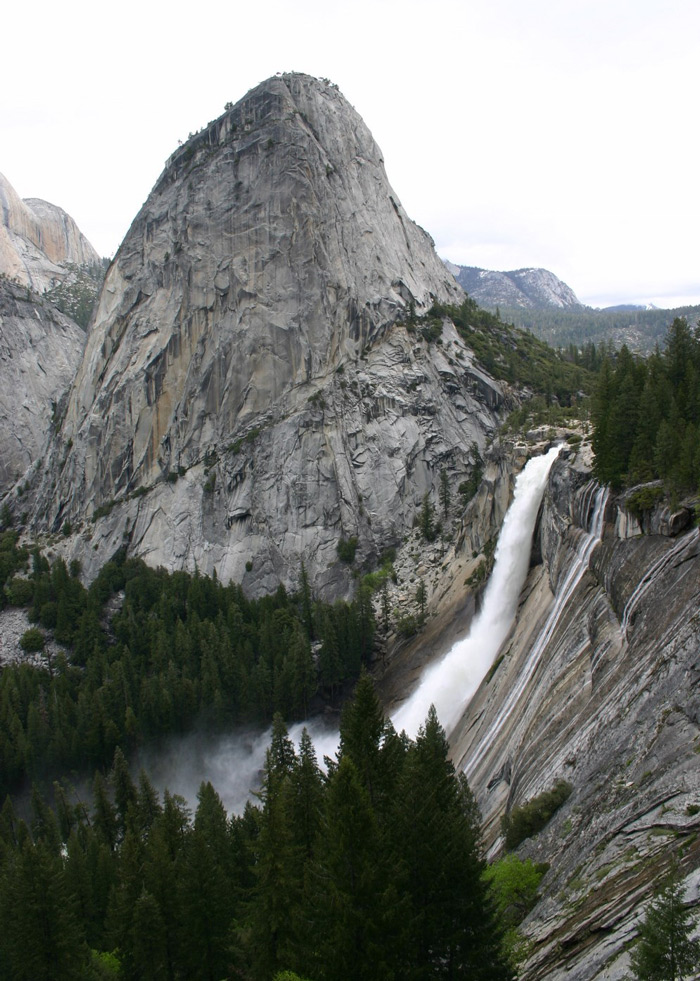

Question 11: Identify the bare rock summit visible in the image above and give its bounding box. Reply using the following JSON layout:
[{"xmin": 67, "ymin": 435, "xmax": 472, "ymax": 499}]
[{"xmin": 33, "ymin": 73, "xmax": 503, "ymax": 596}]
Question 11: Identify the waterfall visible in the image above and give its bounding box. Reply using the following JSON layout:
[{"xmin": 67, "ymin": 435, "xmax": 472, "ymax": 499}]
[
  {"xmin": 463, "ymin": 481, "xmax": 608, "ymax": 777},
  {"xmin": 391, "ymin": 445, "xmax": 562, "ymax": 741},
  {"xmin": 145, "ymin": 445, "xmax": 570, "ymax": 812}
]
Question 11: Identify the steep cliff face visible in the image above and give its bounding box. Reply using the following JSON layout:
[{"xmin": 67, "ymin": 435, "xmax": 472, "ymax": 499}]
[
  {"xmin": 449, "ymin": 458, "xmax": 700, "ymax": 979},
  {"xmin": 0, "ymin": 279, "xmax": 84, "ymax": 493},
  {"xmin": 33, "ymin": 73, "xmax": 502, "ymax": 596},
  {"xmin": 0, "ymin": 172, "xmax": 101, "ymax": 292}
]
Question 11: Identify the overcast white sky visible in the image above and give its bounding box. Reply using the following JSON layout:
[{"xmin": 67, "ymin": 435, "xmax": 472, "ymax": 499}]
[{"xmin": 2, "ymin": 0, "xmax": 698, "ymax": 308}]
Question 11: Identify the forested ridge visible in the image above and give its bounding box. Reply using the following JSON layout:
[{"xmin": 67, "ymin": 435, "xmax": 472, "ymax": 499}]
[
  {"xmin": 424, "ymin": 299, "xmax": 595, "ymax": 403},
  {"xmin": 491, "ymin": 301, "xmax": 700, "ymax": 355},
  {"xmin": 0, "ymin": 542, "xmax": 374, "ymax": 800},
  {"xmin": 0, "ymin": 676, "xmax": 513, "ymax": 981}
]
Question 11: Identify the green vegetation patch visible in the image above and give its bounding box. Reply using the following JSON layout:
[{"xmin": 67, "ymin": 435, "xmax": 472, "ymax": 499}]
[
  {"xmin": 336, "ymin": 536, "xmax": 358, "ymax": 563},
  {"xmin": 43, "ymin": 261, "xmax": 106, "ymax": 329},
  {"xmin": 19, "ymin": 627, "xmax": 45, "ymax": 652},
  {"xmin": 0, "ymin": 679, "xmax": 513, "ymax": 981},
  {"xmin": 429, "ymin": 298, "xmax": 595, "ymax": 404},
  {"xmin": 484, "ymin": 854, "xmax": 549, "ymax": 926},
  {"xmin": 0, "ymin": 548, "xmax": 376, "ymax": 798},
  {"xmin": 501, "ymin": 779, "xmax": 573, "ymax": 851},
  {"xmin": 496, "ymin": 301, "xmax": 700, "ymax": 356},
  {"xmin": 592, "ymin": 318, "xmax": 700, "ymax": 492},
  {"xmin": 625, "ymin": 484, "xmax": 664, "ymax": 519},
  {"xmin": 92, "ymin": 499, "xmax": 117, "ymax": 521}
]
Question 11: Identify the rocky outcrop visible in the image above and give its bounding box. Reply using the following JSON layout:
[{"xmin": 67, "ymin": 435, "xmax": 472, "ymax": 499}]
[
  {"xmin": 449, "ymin": 458, "xmax": 700, "ymax": 979},
  {"xmin": 0, "ymin": 172, "xmax": 101, "ymax": 293},
  {"xmin": 30, "ymin": 73, "xmax": 502, "ymax": 597},
  {"xmin": 0, "ymin": 279, "xmax": 84, "ymax": 493},
  {"xmin": 445, "ymin": 262, "xmax": 582, "ymax": 311}
]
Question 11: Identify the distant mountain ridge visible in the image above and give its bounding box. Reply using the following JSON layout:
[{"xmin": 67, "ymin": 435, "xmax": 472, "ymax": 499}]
[
  {"xmin": 0, "ymin": 279, "xmax": 84, "ymax": 493},
  {"xmin": 603, "ymin": 302, "xmax": 658, "ymax": 312},
  {"xmin": 0, "ymin": 173, "xmax": 98, "ymax": 494},
  {"xmin": 0, "ymin": 171, "xmax": 101, "ymax": 293},
  {"xmin": 444, "ymin": 259, "xmax": 697, "ymax": 354},
  {"xmin": 444, "ymin": 260, "xmax": 583, "ymax": 310}
]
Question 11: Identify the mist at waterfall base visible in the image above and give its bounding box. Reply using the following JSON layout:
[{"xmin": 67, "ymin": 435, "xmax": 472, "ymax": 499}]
[
  {"xmin": 139, "ymin": 446, "xmax": 561, "ymax": 813},
  {"xmin": 135, "ymin": 718, "xmax": 341, "ymax": 815}
]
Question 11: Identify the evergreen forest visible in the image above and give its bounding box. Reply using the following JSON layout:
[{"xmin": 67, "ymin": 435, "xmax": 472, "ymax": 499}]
[
  {"xmin": 491, "ymin": 301, "xmax": 700, "ymax": 355},
  {"xmin": 423, "ymin": 299, "xmax": 595, "ymax": 404},
  {"xmin": 0, "ymin": 675, "xmax": 513, "ymax": 981},
  {"xmin": 591, "ymin": 317, "xmax": 700, "ymax": 493},
  {"xmin": 0, "ymin": 542, "xmax": 376, "ymax": 801}
]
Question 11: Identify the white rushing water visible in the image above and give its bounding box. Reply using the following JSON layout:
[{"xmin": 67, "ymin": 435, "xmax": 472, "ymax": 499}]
[
  {"xmin": 148, "ymin": 445, "xmax": 563, "ymax": 812},
  {"xmin": 463, "ymin": 480, "xmax": 608, "ymax": 777},
  {"xmin": 391, "ymin": 445, "xmax": 562, "ymax": 741}
]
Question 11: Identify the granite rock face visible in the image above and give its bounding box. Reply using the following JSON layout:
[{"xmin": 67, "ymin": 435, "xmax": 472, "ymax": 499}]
[
  {"xmin": 33, "ymin": 73, "xmax": 501, "ymax": 596},
  {"xmin": 0, "ymin": 172, "xmax": 101, "ymax": 293},
  {"xmin": 0, "ymin": 279, "xmax": 84, "ymax": 493},
  {"xmin": 449, "ymin": 455, "xmax": 700, "ymax": 980},
  {"xmin": 445, "ymin": 262, "xmax": 582, "ymax": 310}
]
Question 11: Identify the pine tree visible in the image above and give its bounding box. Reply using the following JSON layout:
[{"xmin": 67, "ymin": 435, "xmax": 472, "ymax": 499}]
[
  {"xmin": 591, "ymin": 355, "xmax": 615, "ymax": 484},
  {"xmin": 105, "ymin": 827, "xmax": 147, "ymax": 970},
  {"xmin": 129, "ymin": 888, "xmax": 168, "ymax": 980},
  {"xmin": 63, "ymin": 827, "xmax": 107, "ymax": 952},
  {"xmin": 289, "ymin": 622, "xmax": 317, "ymax": 717},
  {"xmin": 380, "ymin": 575, "xmax": 391, "ymax": 632},
  {"xmin": 143, "ymin": 791, "xmax": 191, "ymax": 978},
  {"xmin": 416, "ymin": 579, "xmax": 427, "ymax": 626},
  {"xmin": 92, "ymin": 772, "xmax": 119, "ymax": 851},
  {"xmin": 440, "ymin": 468, "xmax": 451, "ymax": 518},
  {"xmin": 299, "ymin": 561, "xmax": 315, "ymax": 639},
  {"xmin": 318, "ymin": 609, "xmax": 343, "ymax": 698},
  {"xmin": 288, "ymin": 728, "xmax": 324, "ymax": 860},
  {"xmin": 392, "ymin": 706, "xmax": 513, "ymax": 980},
  {"xmin": 178, "ymin": 782, "xmax": 234, "ymax": 981},
  {"xmin": 309, "ymin": 756, "xmax": 394, "ymax": 981},
  {"xmin": 630, "ymin": 867, "xmax": 700, "ymax": 980},
  {"xmin": 135, "ymin": 768, "xmax": 162, "ymax": 838},
  {"xmin": 111, "ymin": 746, "xmax": 138, "ymax": 838},
  {"xmin": 247, "ymin": 719, "xmax": 302, "ymax": 980},
  {"xmin": 0, "ymin": 836, "xmax": 88, "ymax": 980},
  {"xmin": 338, "ymin": 671, "xmax": 387, "ymax": 807},
  {"xmin": 419, "ymin": 492, "xmax": 437, "ymax": 542},
  {"xmin": 29, "ymin": 784, "xmax": 61, "ymax": 855}
]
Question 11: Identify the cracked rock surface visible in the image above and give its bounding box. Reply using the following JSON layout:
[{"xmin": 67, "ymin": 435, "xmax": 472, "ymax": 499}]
[
  {"xmin": 0, "ymin": 171, "xmax": 100, "ymax": 293},
  {"xmin": 0, "ymin": 279, "xmax": 84, "ymax": 493},
  {"xmin": 450, "ymin": 457, "xmax": 700, "ymax": 980},
  {"xmin": 31, "ymin": 74, "xmax": 501, "ymax": 596}
]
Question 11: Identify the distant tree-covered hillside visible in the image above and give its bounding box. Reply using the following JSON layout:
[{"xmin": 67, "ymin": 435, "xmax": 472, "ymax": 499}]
[
  {"xmin": 493, "ymin": 303, "xmax": 700, "ymax": 355},
  {"xmin": 43, "ymin": 260, "xmax": 107, "ymax": 329},
  {"xmin": 423, "ymin": 298, "xmax": 595, "ymax": 404}
]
